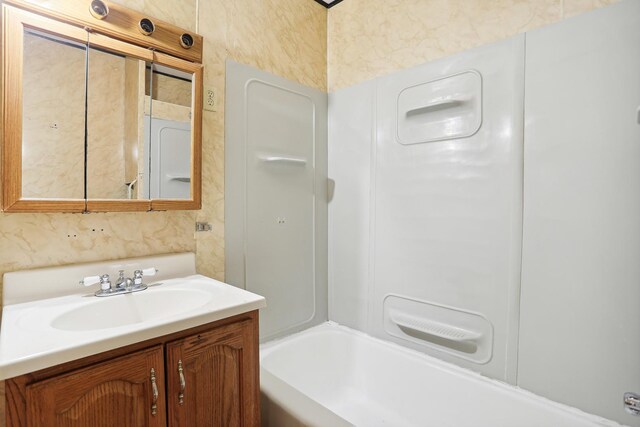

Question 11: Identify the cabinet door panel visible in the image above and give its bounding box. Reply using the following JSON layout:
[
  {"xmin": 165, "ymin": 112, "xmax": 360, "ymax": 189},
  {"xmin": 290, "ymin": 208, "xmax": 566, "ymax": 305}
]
[
  {"xmin": 166, "ymin": 319, "xmax": 259, "ymax": 427},
  {"xmin": 25, "ymin": 346, "xmax": 165, "ymax": 427}
]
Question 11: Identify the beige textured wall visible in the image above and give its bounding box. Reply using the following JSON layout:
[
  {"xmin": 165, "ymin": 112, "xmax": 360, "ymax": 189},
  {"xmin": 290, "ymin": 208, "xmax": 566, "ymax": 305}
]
[
  {"xmin": 328, "ymin": 0, "xmax": 618, "ymax": 91},
  {"xmin": 124, "ymin": 57, "xmax": 143, "ymax": 186},
  {"xmin": 86, "ymin": 48, "xmax": 129, "ymax": 199},
  {"xmin": 0, "ymin": 0, "xmax": 327, "ymax": 298},
  {"xmin": 149, "ymin": 73, "xmax": 192, "ymax": 107},
  {"xmin": 145, "ymin": 97, "xmax": 192, "ymax": 123},
  {"xmin": 21, "ymin": 33, "xmax": 85, "ymax": 199},
  {"xmin": 23, "ymin": 37, "xmax": 141, "ymax": 200}
]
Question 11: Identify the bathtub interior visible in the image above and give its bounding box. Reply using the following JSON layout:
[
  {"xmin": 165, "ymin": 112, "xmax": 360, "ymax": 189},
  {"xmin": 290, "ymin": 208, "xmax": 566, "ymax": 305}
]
[
  {"xmin": 261, "ymin": 323, "xmax": 622, "ymax": 427},
  {"xmin": 260, "ymin": 368, "xmax": 354, "ymax": 427}
]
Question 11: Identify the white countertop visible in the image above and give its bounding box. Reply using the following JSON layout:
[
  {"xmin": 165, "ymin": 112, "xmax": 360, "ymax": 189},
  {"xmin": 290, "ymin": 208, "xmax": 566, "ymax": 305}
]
[{"xmin": 0, "ymin": 273, "xmax": 265, "ymax": 380}]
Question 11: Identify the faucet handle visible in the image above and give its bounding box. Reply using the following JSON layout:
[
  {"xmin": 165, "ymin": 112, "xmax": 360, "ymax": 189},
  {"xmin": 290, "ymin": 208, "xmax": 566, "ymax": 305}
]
[
  {"xmin": 80, "ymin": 274, "xmax": 111, "ymax": 291},
  {"xmin": 142, "ymin": 268, "xmax": 158, "ymax": 276},
  {"xmin": 133, "ymin": 268, "xmax": 158, "ymax": 286},
  {"xmin": 80, "ymin": 275, "xmax": 101, "ymax": 287}
]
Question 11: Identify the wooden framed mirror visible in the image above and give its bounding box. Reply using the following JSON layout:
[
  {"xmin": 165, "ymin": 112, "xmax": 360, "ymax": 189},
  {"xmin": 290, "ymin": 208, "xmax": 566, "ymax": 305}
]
[{"xmin": 1, "ymin": 1, "xmax": 203, "ymax": 212}]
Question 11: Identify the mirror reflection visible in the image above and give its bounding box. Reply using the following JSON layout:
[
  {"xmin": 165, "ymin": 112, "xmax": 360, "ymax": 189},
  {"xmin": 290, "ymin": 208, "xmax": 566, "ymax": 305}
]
[
  {"xmin": 144, "ymin": 64, "xmax": 193, "ymax": 200},
  {"xmin": 20, "ymin": 31, "xmax": 195, "ymax": 204},
  {"xmin": 86, "ymin": 45, "xmax": 149, "ymax": 200},
  {"xmin": 21, "ymin": 29, "xmax": 86, "ymax": 199}
]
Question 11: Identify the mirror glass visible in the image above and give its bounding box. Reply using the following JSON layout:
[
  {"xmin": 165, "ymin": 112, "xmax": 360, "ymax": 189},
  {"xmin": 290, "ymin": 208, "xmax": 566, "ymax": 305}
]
[
  {"xmin": 144, "ymin": 63, "xmax": 193, "ymax": 200},
  {"xmin": 21, "ymin": 29, "xmax": 86, "ymax": 199},
  {"xmin": 86, "ymin": 45, "xmax": 150, "ymax": 200}
]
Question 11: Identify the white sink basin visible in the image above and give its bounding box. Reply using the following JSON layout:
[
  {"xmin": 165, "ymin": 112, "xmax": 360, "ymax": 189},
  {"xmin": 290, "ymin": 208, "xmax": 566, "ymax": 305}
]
[
  {"xmin": 0, "ymin": 265, "xmax": 266, "ymax": 381},
  {"xmin": 51, "ymin": 288, "xmax": 214, "ymax": 331}
]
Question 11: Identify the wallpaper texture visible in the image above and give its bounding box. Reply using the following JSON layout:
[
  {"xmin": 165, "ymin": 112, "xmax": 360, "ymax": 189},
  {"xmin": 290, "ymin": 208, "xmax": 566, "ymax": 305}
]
[{"xmin": 328, "ymin": 0, "xmax": 618, "ymax": 91}]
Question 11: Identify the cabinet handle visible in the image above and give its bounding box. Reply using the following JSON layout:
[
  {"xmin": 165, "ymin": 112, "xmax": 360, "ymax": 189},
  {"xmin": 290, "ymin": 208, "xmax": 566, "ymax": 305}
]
[
  {"xmin": 150, "ymin": 368, "xmax": 159, "ymax": 416},
  {"xmin": 178, "ymin": 359, "xmax": 186, "ymax": 405}
]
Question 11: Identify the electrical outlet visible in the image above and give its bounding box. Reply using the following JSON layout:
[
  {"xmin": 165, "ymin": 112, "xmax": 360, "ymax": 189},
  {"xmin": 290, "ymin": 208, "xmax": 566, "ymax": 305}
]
[{"xmin": 204, "ymin": 87, "xmax": 218, "ymax": 112}]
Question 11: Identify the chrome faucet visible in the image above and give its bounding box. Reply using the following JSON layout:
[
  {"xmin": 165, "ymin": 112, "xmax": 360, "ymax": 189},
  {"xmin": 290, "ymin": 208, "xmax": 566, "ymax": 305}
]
[
  {"xmin": 115, "ymin": 270, "xmax": 134, "ymax": 291},
  {"xmin": 80, "ymin": 268, "xmax": 158, "ymax": 297}
]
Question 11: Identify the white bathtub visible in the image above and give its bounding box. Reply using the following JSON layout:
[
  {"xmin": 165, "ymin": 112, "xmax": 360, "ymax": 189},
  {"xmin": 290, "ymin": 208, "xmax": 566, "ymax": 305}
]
[{"xmin": 260, "ymin": 323, "xmax": 624, "ymax": 427}]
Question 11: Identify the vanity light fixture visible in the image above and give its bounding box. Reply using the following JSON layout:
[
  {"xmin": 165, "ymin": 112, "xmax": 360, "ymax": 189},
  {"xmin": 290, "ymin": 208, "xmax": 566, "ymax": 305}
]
[
  {"xmin": 180, "ymin": 33, "xmax": 194, "ymax": 49},
  {"xmin": 89, "ymin": 0, "xmax": 109, "ymax": 20},
  {"xmin": 139, "ymin": 18, "xmax": 155, "ymax": 35}
]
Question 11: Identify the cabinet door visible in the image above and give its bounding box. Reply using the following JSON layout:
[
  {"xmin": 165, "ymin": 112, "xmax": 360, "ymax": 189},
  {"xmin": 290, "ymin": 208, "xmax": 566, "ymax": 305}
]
[
  {"xmin": 25, "ymin": 346, "xmax": 166, "ymax": 427},
  {"xmin": 166, "ymin": 318, "xmax": 259, "ymax": 427}
]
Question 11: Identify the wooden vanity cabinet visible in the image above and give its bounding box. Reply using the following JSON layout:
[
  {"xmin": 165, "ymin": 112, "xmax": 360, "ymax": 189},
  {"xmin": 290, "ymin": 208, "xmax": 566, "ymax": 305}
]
[
  {"xmin": 166, "ymin": 318, "xmax": 258, "ymax": 427},
  {"xmin": 5, "ymin": 311, "xmax": 260, "ymax": 427},
  {"xmin": 25, "ymin": 346, "xmax": 166, "ymax": 427}
]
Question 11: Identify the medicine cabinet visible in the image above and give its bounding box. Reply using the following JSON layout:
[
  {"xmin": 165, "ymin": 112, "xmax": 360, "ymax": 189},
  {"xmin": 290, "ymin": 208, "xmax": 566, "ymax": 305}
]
[{"xmin": 2, "ymin": 0, "xmax": 203, "ymax": 212}]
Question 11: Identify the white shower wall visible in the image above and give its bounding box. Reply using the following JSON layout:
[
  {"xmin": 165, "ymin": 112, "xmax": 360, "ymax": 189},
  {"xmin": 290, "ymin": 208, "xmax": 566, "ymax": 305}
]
[
  {"xmin": 329, "ymin": 2, "xmax": 639, "ymax": 425},
  {"xmin": 330, "ymin": 36, "xmax": 525, "ymax": 382},
  {"xmin": 328, "ymin": 80, "xmax": 376, "ymax": 333},
  {"xmin": 226, "ymin": 60, "xmax": 328, "ymax": 342},
  {"xmin": 519, "ymin": 1, "xmax": 640, "ymax": 425}
]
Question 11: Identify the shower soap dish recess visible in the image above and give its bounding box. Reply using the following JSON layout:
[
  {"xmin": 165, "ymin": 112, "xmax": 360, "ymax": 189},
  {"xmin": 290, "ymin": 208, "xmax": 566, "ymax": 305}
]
[
  {"xmin": 382, "ymin": 294, "xmax": 493, "ymax": 363},
  {"xmin": 396, "ymin": 70, "xmax": 482, "ymax": 145},
  {"xmin": 389, "ymin": 310, "xmax": 482, "ymax": 343}
]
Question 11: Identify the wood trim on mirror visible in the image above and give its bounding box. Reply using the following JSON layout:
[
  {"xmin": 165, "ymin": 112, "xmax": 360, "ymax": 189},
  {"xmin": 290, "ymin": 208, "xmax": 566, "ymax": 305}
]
[
  {"xmin": 88, "ymin": 31, "xmax": 153, "ymax": 62},
  {"xmin": 86, "ymin": 200, "xmax": 150, "ymax": 212},
  {"xmin": 2, "ymin": 6, "xmax": 89, "ymax": 213}
]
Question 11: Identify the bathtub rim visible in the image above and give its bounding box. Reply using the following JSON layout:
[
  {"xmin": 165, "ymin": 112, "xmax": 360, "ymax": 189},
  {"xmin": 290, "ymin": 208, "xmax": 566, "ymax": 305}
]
[{"xmin": 260, "ymin": 321, "xmax": 627, "ymax": 427}]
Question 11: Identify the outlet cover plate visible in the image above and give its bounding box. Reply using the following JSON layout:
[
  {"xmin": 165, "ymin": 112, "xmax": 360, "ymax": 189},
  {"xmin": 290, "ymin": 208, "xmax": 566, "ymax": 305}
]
[{"xmin": 204, "ymin": 87, "xmax": 218, "ymax": 112}]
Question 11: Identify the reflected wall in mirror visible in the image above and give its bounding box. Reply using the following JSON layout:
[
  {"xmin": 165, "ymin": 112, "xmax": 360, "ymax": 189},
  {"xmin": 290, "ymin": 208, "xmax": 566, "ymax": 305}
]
[
  {"xmin": 86, "ymin": 45, "xmax": 149, "ymax": 201},
  {"xmin": 144, "ymin": 63, "xmax": 193, "ymax": 200},
  {"xmin": 21, "ymin": 30, "xmax": 86, "ymax": 200}
]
